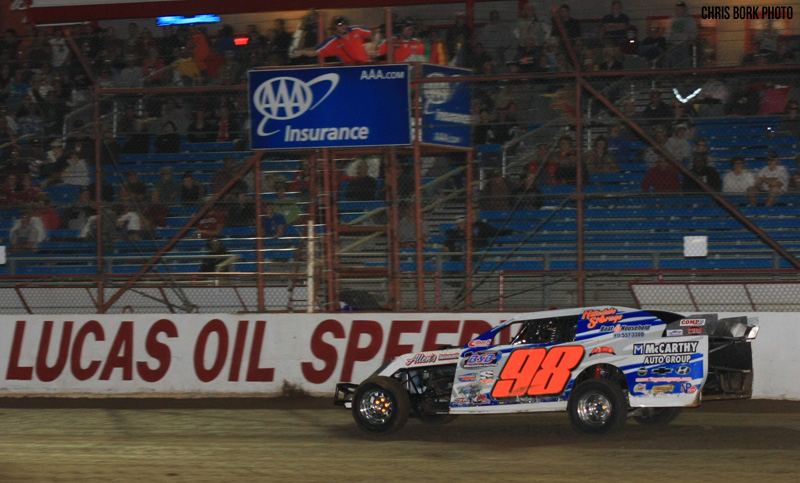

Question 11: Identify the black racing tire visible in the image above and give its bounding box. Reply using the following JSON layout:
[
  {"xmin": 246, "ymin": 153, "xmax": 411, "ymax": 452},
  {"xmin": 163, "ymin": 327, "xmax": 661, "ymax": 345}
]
[
  {"xmin": 352, "ymin": 376, "xmax": 410, "ymax": 434},
  {"xmin": 633, "ymin": 407, "xmax": 681, "ymax": 426},
  {"xmin": 568, "ymin": 379, "xmax": 628, "ymax": 435},
  {"xmin": 417, "ymin": 413, "xmax": 457, "ymax": 425}
]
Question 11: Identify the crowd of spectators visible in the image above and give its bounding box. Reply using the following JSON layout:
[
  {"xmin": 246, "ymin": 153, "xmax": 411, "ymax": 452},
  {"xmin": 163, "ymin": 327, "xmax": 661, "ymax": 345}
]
[{"xmin": 1, "ymin": 4, "xmax": 800, "ymax": 267}]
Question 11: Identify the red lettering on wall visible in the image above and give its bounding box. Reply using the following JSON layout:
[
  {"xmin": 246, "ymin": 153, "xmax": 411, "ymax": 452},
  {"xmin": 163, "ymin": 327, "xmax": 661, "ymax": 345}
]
[
  {"xmin": 228, "ymin": 320, "xmax": 249, "ymax": 381},
  {"xmin": 136, "ymin": 319, "xmax": 178, "ymax": 383},
  {"xmin": 246, "ymin": 320, "xmax": 274, "ymax": 382},
  {"xmin": 6, "ymin": 320, "xmax": 33, "ymax": 380},
  {"xmin": 71, "ymin": 321, "xmax": 104, "ymax": 381},
  {"xmin": 341, "ymin": 320, "xmax": 383, "ymax": 382},
  {"xmin": 422, "ymin": 320, "xmax": 459, "ymax": 351},
  {"xmin": 384, "ymin": 320, "xmax": 423, "ymax": 363},
  {"xmin": 302, "ymin": 319, "xmax": 345, "ymax": 384},
  {"xmin": 194, "ymin": 319, "xmax": 229, "ymax": 383},
  {"xmin": 458, "ymin": 320, "xmax": 494, "ymax": 347},
  {"xmin": 36, "ymin": 320, "xmax": 74, "ymax": 382},
  {"xmin": 100, "ymin": 321, "xmax": 134, "ymax": 380}
]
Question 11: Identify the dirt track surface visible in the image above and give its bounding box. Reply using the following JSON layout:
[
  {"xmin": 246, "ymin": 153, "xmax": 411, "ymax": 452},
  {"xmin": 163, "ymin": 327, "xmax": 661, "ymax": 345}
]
[{"xmin": 0, "ymin": 398, "xmax": 798, "ymax": 482}]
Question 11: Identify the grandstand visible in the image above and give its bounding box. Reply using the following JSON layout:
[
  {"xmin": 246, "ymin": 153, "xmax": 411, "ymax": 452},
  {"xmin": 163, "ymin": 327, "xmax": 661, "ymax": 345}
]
[{"xmin": 1, "ymin": 1, "xmax": 800, "ymax": 313}]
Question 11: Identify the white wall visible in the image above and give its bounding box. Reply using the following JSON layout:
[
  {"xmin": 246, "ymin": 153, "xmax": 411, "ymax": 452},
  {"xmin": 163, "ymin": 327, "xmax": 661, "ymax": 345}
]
[{"xmin": 0, "ymin": 311, "xmax": 796, "ymax": 400}]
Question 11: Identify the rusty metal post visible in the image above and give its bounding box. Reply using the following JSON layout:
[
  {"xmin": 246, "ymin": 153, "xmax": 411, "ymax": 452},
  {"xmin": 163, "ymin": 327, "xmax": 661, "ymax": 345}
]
[
  {"xmin": 465, "ymin": 150, "xmax": 474, "ymax": 309},
  {"xmin": 413, "ymin": 81, "xmax": 425, "ymax": 310},
  {"xmin": 255, "ymin": 154, "xmax": 264, "ymax": 312}
]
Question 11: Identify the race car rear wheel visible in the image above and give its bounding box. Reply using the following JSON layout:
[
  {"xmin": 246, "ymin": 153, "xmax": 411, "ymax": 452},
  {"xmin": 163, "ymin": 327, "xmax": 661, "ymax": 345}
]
[
  {"xmin": 633, "ymin": 407, "xmax": 681, "ymax": 425},
  {"xmin": 568, "ymin": 379, "xmax": 627, "ymax": 435},
  {"xmin": 352, "ymin": 376, "xmax": 410, "ymax": 434}
]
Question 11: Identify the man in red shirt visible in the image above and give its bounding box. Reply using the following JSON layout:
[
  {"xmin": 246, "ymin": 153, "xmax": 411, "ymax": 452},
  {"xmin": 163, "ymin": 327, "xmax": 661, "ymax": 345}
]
[
  {"xmin": 302, "ymin": 16, "xmax": 372, "ymax": 64},
  {"xmin": 378, "ymin": 18, "xmax": 426, "ymax": 62},
  {"xmin": 194, "ymin": 203, "xmax": 228, "ymax": 239},
  {"xmin": 641, "ymin": 155, "xmax": 681, "ymax": 193}
]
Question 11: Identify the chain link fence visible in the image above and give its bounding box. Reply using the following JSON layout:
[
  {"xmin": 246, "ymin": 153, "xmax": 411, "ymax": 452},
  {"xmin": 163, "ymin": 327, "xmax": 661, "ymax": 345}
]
[{"xmin": 1, "ymin": 5, "xmax": 800, "ymax": 313}]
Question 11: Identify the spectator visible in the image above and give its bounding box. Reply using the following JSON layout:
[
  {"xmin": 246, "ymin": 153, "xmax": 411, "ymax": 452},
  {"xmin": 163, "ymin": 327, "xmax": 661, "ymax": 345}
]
[
  {"xmin": 261, "ymin": 202, "xmax": 286, "ymax": 238},
  {"xmin": 789, "ymin": 155, "xmax": 800, "ymax": 191},
  {"xmin": 199, "ymin": 237, "xmax": 231, "ymax": 273},
  {"xmin": 273, "ymin": 183, "xmax": 302, "ymax": 224},
  {"xmin": 153, "ymin": 121, "xmax": 181, "ymax": 154},
  {"xmin": 9, "ymin": 208, "xmax": 46, "ymax": 253},
  {"xmin": 300, "ymin": 16, "xmax": 372, "ymax": 65},
  {"xmin": 600, "ymin": 1, "xmax": 631, "ymax": 47},
  {"xmin": 61, "ymin": 150, "xmax": 90, "ymax": 187},
  {"xmin": 154, "ymin": 166, "xmax": 181, "ymax": 202},
  {"xmin": 188, "ymin": 26, "xmax": 211, "ymax": 78},
  {"xmin": 641, "ymin": 90, "xmax": 673, "ymax": 130},
  {"xmin": 586, "ymin": 136, "xmax": 620, "ymax": 174},
  {"xmin": 227, "ymin": 191, "xmax": 256, "ymax": 227},
  {"xmin": 17, "ymin": 174, "xmax": 42, "ymax": 204},
  {"xmin": 478, "ymin": 10, "xmax": 515, "ymax": 71},
  {"xmin": 289, "ymin": 159, "xmax": 313, "ymax": 199},
  {"xmin": 215, "ymin": 104, "xmax": 239, "ymax": 143},
  {"xmin": 665, "ymin": 1, "xmax": 697, "ymax": 68},
  {"xmin": 756, "ymin": 80, "xmax": 790, "ymax": 116},
  {"xmin": 525, "ymin": 143, "xmax": 559, "ymax": 186},
  {"xmin": 551, "ymin": 134, "xmax": 586, "ymax": 185},
  {"xmin": 180, "ymin": 172, "xmax": 207, "ymax": 204},
  {"xmin": 514, "ymin": 36, "xmax": 546, "ymax": 73},
  {"xmin": 513, "ymin": 3, "xmax": 549, "ymax": 49},
  {"xmin": 80, "ymin": 205, "xmax": 117, "ymax": 253},
  {"xmin": 445, "ymin": 12, "xmax": 472, "ymax": 60},
  {"xmin": 691, "ymin": 137, "xmax": 717, "ymax": 168},
  {"xmin": 683, "ymin": 154, "xmax": 722, "ymax": 192},
  {"xmin": 664, "ymin": 124, "xmax": 693, "ymax": 165},
  {"xmin": 266, "ymin": 19, "xmax": 293, "ymax": 65},
  {"xmin": 122, "ymin": 170, "xmax": 148, "ymax": 203},
  {"xmin": 194, "ymin": 202, "xmax": 227, "ymax": 239},
  {"xmin": 0, "ymin": 173, "xmax": 22, "ymax": 206},
  {"xmin": 473, "ymin": 109, "xmax": 496, "ymax": 145},
  {"xmin": 378, "ymin": 18, "xmax": 426, "ymax": 62},
  {"xmin": 722, "ymin": 156, "xmax": 756, "ymax": 194},
  {"xmin": 187, "ymin": 104, "xmax": 218, "ymax": 143},
  {"xmin": 115, "ymin": 54, "xmax": 143, "ymax": 87},
  {"xmin": 512, "ymin": 171, "xmax": 544, "ymax": 209},
  {"xmin": 551, "ymin": 4, "xmax": 582, "ymax": 44},
  {"xmin": 345, "ymin": 161, "xmax": 378, "ymax": 201},
  {"xmin": 642, "ymin": 155, "xmax": 681, "ymax": 193},
  {"xmin": 597, "ymin": 45, "xmax": 623, "ymax": 71},
  {"xmin": 640, "ymin": 126, "xmax": 669, "ymax": 167},
  {"xmin": 778, "ymin": 99, "xmax": 800, "ymax": 136},
  {"xmin": 749, "ymin": 151, "xmax": 789, "ymax": 206},
  {"xmin": 1, "ymin": 147, "xmax": 28, "ymax": 180},
  {"xmin": 39, "ymin": 139, "xmax": 67, "ymax": 184},
  {"xmin": 480, "ymin": 171, "xmax": 512, "ymax": 211},
  {"xmin": 116, "ymin": 202, "xmax": 144, "ymax": 241},
  {"xmin": 211, "ymin": 155, "xmax": 246, "ymax": 193},
  {"xmin": 61, "ymin": 188, "xmax": 95, "ymax": 231},
  {"xmin": 725, "ymin": 79, "xmax": 760, "ymax": 117},
  {"xmin": 141, "ymin": 189, "xmax": 168, "ymax": 232},
  {"xmin": 607, "ymin": 122, "xmax": 632, "ymax": 165}
]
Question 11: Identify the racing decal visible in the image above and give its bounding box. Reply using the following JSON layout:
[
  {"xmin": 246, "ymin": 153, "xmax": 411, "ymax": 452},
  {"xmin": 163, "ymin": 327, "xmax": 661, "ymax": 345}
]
[
  {"xmin": 680, "ymin": 319, "xmax": 705, "ymax": 326},
  {"xmin": 676, "ymin": 366, "xmax": 691, "ymax": 375},
  {"xmin": 463, "ymin": 352, "xmax": 499, "ymax": 368},
  {"xmin": 590, "ymin": 346, "xmax": 615, "ymax": 356},
  {"xmin": 651, "ymin": 384, "xmax": 675, "ymax": 393},
  {"xmin": 490, "ymin": 346, "xmax": 585, "ymax": 398},
  {"xmin": 681, "ymin": 382, "xmax": 698, "ymax": 394},
  {"xmin": 405, "ymin": 353, "xmax": 438, "ymax": 366},
  {"xmin": 459, "ymin": 373, "xmax": 478, "ymax": 382},
  {"xmin": 634, "ymin": 341, "xmax": 698, "ymax": 364},
  {"xmin": 600, "ymin": 323, "xmax": 650, "ymax": 339},
  {"xmin": 468, "ymin": 340, "xmax": 492, "ymax": 348},
  {"xmin": 686, "ymin": 327, "xmax": 704, "ymax": 335},
  {"xmin": 667, "ymin": 330, "xmax": 683, "ymax": 337},
  {"xmin": 582, "ymin": 308, "xmax": 623, "ymax": 329}
]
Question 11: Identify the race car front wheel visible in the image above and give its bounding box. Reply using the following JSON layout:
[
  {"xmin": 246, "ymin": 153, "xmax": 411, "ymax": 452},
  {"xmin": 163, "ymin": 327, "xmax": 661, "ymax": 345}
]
[
  {"xmin": 633, "ymin": 407, "xmax": 681, "ymax": 425},
  {"xmin": 352, "ymin": 376, "xmax": 410, "ymax": 434},
  {"xmin": 568, "ymin": 379, "xmax": 627, "ymax": 435}
]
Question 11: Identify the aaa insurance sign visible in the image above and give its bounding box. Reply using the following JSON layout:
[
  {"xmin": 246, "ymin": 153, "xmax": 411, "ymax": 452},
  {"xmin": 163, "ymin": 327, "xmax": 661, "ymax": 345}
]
[{"xmin": 248, "ymin": 65, "xmax": 411, "ymax": 150}]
